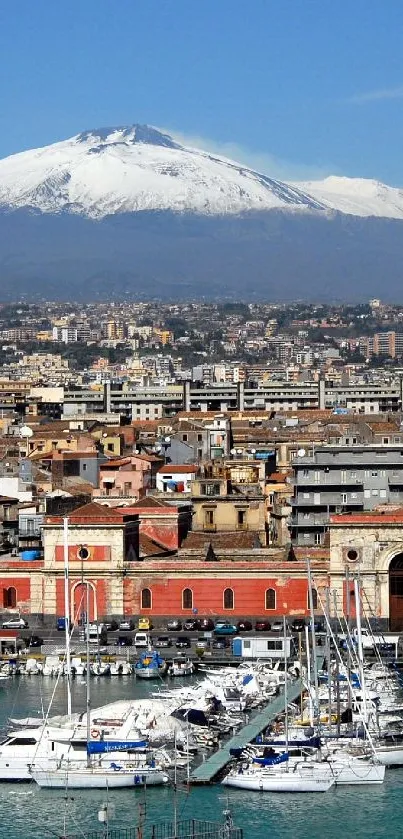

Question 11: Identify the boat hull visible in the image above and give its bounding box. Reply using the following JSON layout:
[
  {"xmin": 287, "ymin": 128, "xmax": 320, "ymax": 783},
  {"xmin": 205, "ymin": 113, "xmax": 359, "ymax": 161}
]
[
  {"xmin": 374, "ymin": 747, "xmax": 403, "ymax": 766},
  {"xmin": 31, "ymin": 767, "xmax": 168, "ymax": 788},
  {"xmin": 222, "ymin": 772, "xmax": 334, "ymax": 792},
  {"xmin": 135, "ymin": 667, "xmax": 165, "ymax": 679}
]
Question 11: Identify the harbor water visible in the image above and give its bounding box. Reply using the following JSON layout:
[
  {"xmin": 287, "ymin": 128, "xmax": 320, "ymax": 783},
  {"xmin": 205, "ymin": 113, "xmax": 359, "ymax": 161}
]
[{"xmin": 0, "ymin": 677, "xmax": 402, "ymax": 839}]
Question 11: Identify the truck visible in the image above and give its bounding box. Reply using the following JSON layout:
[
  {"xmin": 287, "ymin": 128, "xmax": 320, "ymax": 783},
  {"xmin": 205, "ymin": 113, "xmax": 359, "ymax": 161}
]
[{"xmin": 338, "ymin": 627, "xmax": 400, "ymax": 655}]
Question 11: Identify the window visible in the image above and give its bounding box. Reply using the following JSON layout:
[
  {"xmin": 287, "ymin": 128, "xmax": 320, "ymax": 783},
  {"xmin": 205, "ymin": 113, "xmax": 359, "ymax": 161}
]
[
  {"xmin": 308, "ymin": 587, "xmax": 318, "ymax": 608},
  {"xmin": 314, "ymin": 534, "xmax": 322, "ymax": 545},
  {"xmin": 383, "ymin": 437, "xmax": 389, "ymax": 444},
  {"xmin": 182, "ymin": 588, "xmax": 193, "ymax": 609},
  {"xmin": 265, "ymin": 588, "xmax": 276, "ymax": 610},
  {"xmin": 77, "ymin": 546, "xmax": 90, "ymax": 560},
  {"xmin": 371, "ymin": 471, "xmax": 378, "ymax": 477},
  {"xmin": 341, "ymin": 470, "xmax": 347, "ymax": 483},
  {"xmin": 141, "ymin": 588, "xmax": 152, "ymax": 609},
  {"xmin": 107, "ymin": 443, "xmax": 114, "ymax": 451},
  {"xmin": 205, "ymin": 483, "xmax": 220, "ymax": 496},
  {"xmin": 223, "ymin": 588, "xmax": 234, "ymax": 609},
  {"xmin": 123, "ymin": 482, "xmax": 132, "ymax": 494},
  {"xmin": 3, "ymin": 586, "xmax": 16, "ymax": 608},
  {"xmin": 182, "ymin": 434, "xmax": 188, "ymax": 442},
  {"xmin": 204, "ymin": 510, "xmax": 215, "ymax": 529},
  {"xmin": 237, "ymin": 509, "xmax": 247, "ymax": 529},
  {"xmin": 303, "ymin": 469, "xmax": 309, "ymax": 477},
  {"xmin": 197, "ymin": 434, "xmax": 203, "ymax": 442},
  {"xmin": 303, "ymin": 492, "xmax": 310, "ymax": 499},
  {"xmin": 380, "ymin": 489, "xmax": 387, "ymax": 498},
  {"xmin": 350, "ymin": 471, "xmax": 357, "ymax": 479},
  {"xmin": 82, "ymin": 463, "xmax": 87, "ymax": 472}
]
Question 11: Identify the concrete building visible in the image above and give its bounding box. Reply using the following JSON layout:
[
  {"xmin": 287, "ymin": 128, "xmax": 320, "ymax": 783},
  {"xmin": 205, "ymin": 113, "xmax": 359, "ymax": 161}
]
[{"xmin": 291, "ymin": 445, "xmax": 403, "ymax": 546}]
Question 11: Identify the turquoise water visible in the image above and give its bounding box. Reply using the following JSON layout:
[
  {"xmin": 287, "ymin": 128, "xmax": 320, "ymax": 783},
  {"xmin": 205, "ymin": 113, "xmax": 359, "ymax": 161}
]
[{"xmin": 0, "ymin": 677, "xmax": 403, "ymax": 838}]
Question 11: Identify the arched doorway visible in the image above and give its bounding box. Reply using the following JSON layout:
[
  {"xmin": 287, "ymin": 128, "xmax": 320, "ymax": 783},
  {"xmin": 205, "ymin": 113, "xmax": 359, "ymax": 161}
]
[
  {"xmin": 389, "ymin": 554, "xmax": 403, "ymax": 630},
  {"xmin": 72, "ymin": 582, "xmax": 97, "ymax": 623}
]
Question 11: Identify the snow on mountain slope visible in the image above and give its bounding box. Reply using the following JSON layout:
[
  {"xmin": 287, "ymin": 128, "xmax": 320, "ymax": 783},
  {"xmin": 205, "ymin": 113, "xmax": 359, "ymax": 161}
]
[
  {"xmin": 292, "ymin": 175, "xmax": 403, "ymax": 220},
  {"xmin": 0, "ymin": 125, "xmax": 324, "ymax": 219}
]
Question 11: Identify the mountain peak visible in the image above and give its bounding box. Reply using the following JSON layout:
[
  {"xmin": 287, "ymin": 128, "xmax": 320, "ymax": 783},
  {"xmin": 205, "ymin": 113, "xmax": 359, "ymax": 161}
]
[{"xmin": 76, "ymin": 124, "xmax": 180, "ymax": 150}]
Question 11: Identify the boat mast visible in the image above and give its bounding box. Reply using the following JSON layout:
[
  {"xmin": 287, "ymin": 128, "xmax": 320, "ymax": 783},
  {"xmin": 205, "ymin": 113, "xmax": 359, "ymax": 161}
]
[
  {"xmin": 86, "ymin": 582, "xmax": 91, "ymax": 767},
  {"xmin": 307, "ymin": 559, "xmax": 320, "ymax": 727},
  {"xmin": 283, "ymin": 615, "xmax": 289, "ymax": 764},
  {"xmin": 354, "ymin": 577, "xmax": 368, "ymax": 724},
  {"xmin": 63, "ymin": 516, "xmax": 72, "ymax": 716}
]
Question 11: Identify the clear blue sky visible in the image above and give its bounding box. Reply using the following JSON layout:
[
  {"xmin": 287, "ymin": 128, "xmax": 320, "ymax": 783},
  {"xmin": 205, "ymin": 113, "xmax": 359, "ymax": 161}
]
[{"xmin": 0, "ymin": 0, "xmax": 403, "ymax": 183}]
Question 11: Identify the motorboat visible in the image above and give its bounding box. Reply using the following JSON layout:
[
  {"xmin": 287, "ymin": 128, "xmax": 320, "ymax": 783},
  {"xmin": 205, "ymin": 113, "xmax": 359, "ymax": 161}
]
[
  {"xmin": 110, "ymin": 658, "xmax": 132, "ymax": 676},
  {"xmin": 169, "ymin": 656, "xmax": 194, "ymax": 677},
  {"xmin": 135, "ymin": 650, "xmax": 167, "ymax": 679}
]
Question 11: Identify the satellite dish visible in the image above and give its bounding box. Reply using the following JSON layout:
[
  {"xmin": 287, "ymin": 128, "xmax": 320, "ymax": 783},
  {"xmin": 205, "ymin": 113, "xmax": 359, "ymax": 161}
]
[
  {"xmin": 297, "ymin": 448, "xmax": 306, "ymax": 457},
  {"xmin": 20, "ymin": 426, "xmax": 33, "ymax": 438}
]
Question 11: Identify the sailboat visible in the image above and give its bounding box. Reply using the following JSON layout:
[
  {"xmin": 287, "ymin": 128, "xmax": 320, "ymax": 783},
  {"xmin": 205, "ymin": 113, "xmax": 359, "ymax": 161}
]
[
  {"xmin": 222, "ymin": 617, "xmax": 336, "ymax": 792},
  {"xmin": 30, "ymin": 579, "xmax": 168, "ymax": 789}
]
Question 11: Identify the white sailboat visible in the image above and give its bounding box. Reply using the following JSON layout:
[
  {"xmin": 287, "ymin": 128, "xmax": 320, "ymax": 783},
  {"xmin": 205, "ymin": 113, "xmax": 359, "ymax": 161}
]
[
  {"xmin": 31, "ymin": 584, "xmax": 168, "ymax": 789},
  {"xmin": 222, "ymin": 617, "xmax": 336, "ymax": 793}
]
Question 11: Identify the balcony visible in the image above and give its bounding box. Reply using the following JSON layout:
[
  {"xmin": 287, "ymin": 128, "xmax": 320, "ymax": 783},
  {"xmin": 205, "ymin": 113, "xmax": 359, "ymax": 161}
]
[{"xmin": 203, "ymin": 523, "xmax": 217, "ymax": 532}]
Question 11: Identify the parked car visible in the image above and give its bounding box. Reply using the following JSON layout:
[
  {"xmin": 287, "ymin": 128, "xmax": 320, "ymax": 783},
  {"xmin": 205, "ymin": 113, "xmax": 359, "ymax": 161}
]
[
  {"xmin": 271, "ymin": 619, "xmax": 286, "ymax": 633},
  {"xmin": 134, "ymin": 632, "xmax": 150, "ymax": 647},
  {"xmin": 183, "ymin": 619, "xmax": 200, "ymax": 631},
  {"xmin": 175, "ymin": 636, "xmax": 191, "ymax": 648},
  {"xmin": 195, "ymin": 638, "xmax": 210, "ymax": 651},
  {"xmin": 154, "ymin": 636, "xmax": 172, "ymax": 648},
  {"xmin": 24, "ymin": 635, "xmax": 43, "ymax": 648},
  {"xmin": 255, "ymin": 620, "xmax": 271, "ymax": 631},
  {"xmin": 104, "ymin": 620, "xmax": 119, "ymax": 632},
  {"xmin": 212, "ymin": 638, "xmax": 230, "ymax": 649},
  {"xmin": 214, "ymin": 621, "xmax": 238, "ymax": 636},
  {"xmin": 2, "ymin": 617, "xmax": 28, "ymax": 629},
  {"xmin": 119, "ymin": 619, "xmax": 135, "ymax": 631},
  {"xmin": 237, "ymin": 620, "xmax": 252, "ymax": 632},
  {"xmin": 291, "ymin": 618, "xmax": 306, "ymax": 633},
  {"xmin": 308, "ymin": 618, "xmax": 325, "ymax": 633},
  {"xmin": 115, "ymin": 636, "xmax": 133, "ymax": 647},
  {"xmin": 167, "ymin": 619, "xmax": 182, "ymax": 631},
  {"xmin": 138, "ymin": 617, "xmax": 153, "ymax": 630},
  {"xmin": 198, "ymin": 618, "xmax": 215, "ymax": 631}
]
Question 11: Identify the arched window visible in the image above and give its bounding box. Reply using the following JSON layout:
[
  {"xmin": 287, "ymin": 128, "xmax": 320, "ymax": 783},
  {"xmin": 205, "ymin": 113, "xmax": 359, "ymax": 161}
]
[
  {"xmin": 265, "ymin": 588, "xmax": 276, "ymax": 610},
  {"xmin": 182, "ymin": 588, "xmax": 193, "ymax": 610},
  {"xmin": 308, "ymin": 588, "xmax": 318, "ymax": 610},
  {"xmin": 3, "ymin": 586, "xmax": 16, "ymax": 608},
  {"xmin": 223, "ymin": 588, "xmax": 234, "ymax": 610},
  {"xmin": 141, "ymin": 588, "xmax": 152, "ymax": 609}
]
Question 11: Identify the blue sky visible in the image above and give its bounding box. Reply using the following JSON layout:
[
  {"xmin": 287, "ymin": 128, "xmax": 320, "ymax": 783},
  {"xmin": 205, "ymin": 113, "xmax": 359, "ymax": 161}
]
[{"xmin": 0, "ymin": 0, "xmax": 403, "ymax": 183}]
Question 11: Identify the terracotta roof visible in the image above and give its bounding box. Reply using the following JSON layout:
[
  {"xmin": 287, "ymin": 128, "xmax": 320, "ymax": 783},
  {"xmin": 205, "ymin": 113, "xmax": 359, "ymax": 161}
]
[
  {"xmin": 139, "ymin": 534, "xmax": 174, "ymax": 557},
  {"xmin": 158, "ymin": 464, "xmax": 198, "ymax": 474},
  {"xmin": 45, "ymin": 500, "xmax": 136, "ymax": 524},
  {"xmin": 364, "ymin": 421, "xmax": 400, "ymax": 433},
  {"xmin": 101, "ymin": 457, "xmax": 132, "ymax": 468},
  {"xmin": 266, "ymin": 472, "xmax": 290, "ymax": 483},
  {"xmin": 180, "ymin": 531, "xmax": 262, "ymax": 550},
  {"xmin": 124, "ymin": 496, "xmax": 173, "ymax": 510}
]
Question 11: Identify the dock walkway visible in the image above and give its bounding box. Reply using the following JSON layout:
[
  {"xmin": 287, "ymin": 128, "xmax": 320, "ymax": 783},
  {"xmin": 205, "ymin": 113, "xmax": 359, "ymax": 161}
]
[{"xmin": 190, "ymin": 677, "xmax": 302, "ymax": 784}]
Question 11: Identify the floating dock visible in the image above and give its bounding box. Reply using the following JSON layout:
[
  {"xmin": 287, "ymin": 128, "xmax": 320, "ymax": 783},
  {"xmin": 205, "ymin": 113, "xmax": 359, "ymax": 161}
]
[{"xmin": 190, "ymin": 677, "xmax": 302, "ymax": 784}]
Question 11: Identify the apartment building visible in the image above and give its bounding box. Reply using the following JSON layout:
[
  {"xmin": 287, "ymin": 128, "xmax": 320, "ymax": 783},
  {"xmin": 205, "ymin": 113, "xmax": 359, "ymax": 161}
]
[{"xmin": 291, "ymin": 445, "xmax": 403, "ymax": 545}]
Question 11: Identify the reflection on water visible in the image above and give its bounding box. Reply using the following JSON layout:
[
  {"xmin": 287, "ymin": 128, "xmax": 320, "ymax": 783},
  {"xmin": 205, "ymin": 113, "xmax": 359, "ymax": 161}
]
[{"xmin": 0, "ymin": 679, "xmax": 403, "ymax": 839}]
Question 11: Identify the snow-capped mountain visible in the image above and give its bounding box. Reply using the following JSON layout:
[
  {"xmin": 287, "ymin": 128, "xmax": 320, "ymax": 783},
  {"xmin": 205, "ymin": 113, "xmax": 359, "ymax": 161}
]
[
  {"xmin": 1, "ymin": 124, "xmax": 403, "ymax": 301},
  {"xmin": 0, "ymin": 125, "xmax": 325, "ymax": 219},
  {"xmin": 292, "ymin": 175, "xmax": 403, "ymax": 220}
]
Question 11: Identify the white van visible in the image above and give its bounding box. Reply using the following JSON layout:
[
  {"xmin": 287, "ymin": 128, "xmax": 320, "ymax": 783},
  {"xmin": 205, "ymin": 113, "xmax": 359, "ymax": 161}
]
[{"xmin": 134, "ymin": 632, "xmax": 150, "ymax": 648}]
